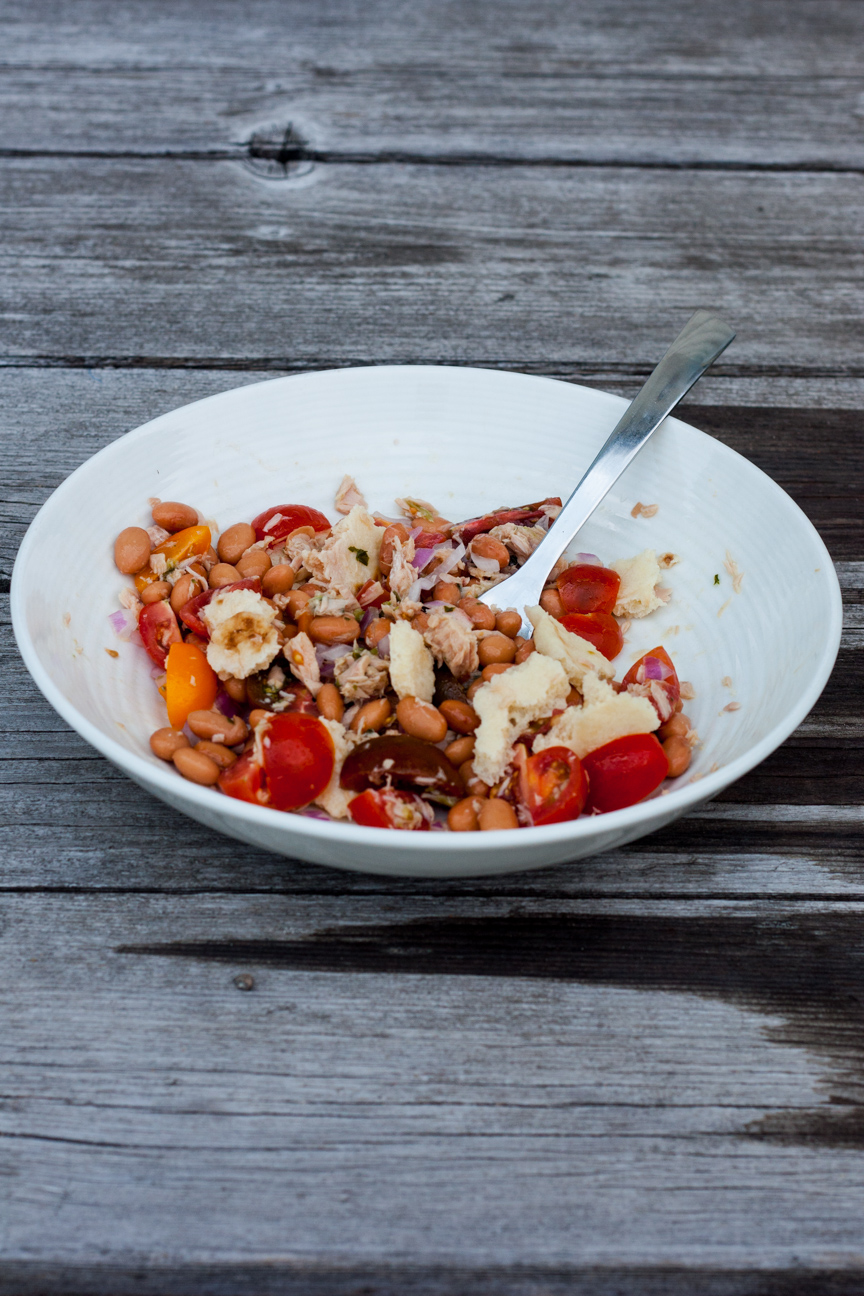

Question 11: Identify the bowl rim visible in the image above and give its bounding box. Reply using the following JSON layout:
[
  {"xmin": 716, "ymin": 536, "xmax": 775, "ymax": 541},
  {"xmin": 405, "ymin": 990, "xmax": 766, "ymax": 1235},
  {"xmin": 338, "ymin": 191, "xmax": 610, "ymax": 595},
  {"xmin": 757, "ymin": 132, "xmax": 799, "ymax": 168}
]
[{"xmin": 11, "ymin": 364, "xmax": 844, "ymax": 852}]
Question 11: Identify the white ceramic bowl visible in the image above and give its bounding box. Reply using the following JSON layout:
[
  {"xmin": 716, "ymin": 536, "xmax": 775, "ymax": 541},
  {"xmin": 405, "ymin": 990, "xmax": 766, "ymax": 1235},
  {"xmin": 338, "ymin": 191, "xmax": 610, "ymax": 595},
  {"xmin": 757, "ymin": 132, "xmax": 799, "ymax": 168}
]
[{"xmin": 12, "ymin": 366, "xmax": 842, "ymax": 878}]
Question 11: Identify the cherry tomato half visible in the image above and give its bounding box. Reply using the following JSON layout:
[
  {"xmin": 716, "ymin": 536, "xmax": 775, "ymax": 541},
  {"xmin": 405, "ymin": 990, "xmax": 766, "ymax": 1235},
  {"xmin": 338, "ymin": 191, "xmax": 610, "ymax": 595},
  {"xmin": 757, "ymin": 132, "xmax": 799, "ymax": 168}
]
[
  {"xmin": 559, "ymin": 611, "xmax": 624, "ymax": 661},
  {"xmin": 261, "ymin": 712, "xmax": 335, "ymax": 810},
  {"xmin": 165, "ymin": 642, "xmax": 218, "ymax": 729},
  {"xmin": 453, "ymin": 497, "xmax": 562, "ymax": 544},
  {"xmin": 557, "ymin": 563, "xmax": 620, "ymax": 615},
  {"xmin": 251, "ymin": 505, "xmax": 331, "ymax": 545},
  {"xmin": 219, "ymin": 750, "xmax": 267, "ymax": 805},
  {"xmin": 348, "ymin": 788, "xmax": 432, "ymax": 830},
  {"xmin": 134, "ymin": 525, "xmax": 211, "ymax": 591},
  {"xmin": 582, "ymin": 733, "xmax": 668, "ymax": 814},
  {"xmin": 138, "ymin": 601, "xmax": 182, "ymax": 668},
  {"xmin": 178, "ymin": 578, "xmax": 261, "ymax": 638},
  {"xmin": 517, "ymin": 745, "xmax": 588, "ymax": 826},
  {"xmin": 622, "ymin": 645, "xmax": 681, "ymax": 718},
  {"xmin": 357, "ymin": 579, "xmax": 388, "ymax": 609}
]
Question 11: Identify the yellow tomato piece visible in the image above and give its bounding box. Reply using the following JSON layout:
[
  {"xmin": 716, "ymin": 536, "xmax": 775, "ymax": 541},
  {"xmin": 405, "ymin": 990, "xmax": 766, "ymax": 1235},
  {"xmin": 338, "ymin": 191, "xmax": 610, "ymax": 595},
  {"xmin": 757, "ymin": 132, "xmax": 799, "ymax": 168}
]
[
  {"xmin": 134, "ymin": 525, "xmax": 211, "ymax": 591},
  {"xmin": 165, "ymin": 641, "xmax": 218, "ymax": 729}
]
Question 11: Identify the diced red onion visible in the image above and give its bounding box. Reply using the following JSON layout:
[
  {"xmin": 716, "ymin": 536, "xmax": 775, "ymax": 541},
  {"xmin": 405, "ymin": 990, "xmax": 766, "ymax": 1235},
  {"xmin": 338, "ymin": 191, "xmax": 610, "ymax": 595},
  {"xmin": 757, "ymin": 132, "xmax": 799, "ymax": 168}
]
[
  {"xmin": 359, "ymin": 607, "xmax": 377, "ymax": 634},
  {"xmin": 315, "ymin": 643, "xmax": 352, "ymax": 680},
  {"xmin": 642, "ymin": 656, "xmax": 665, "ymax": 680},
  {"xmin": 412, "ymin": 547, "xmax": 436, "ymax": 570},
  {"xmin": 376, "ymin": 634, "xmax": 391, "ymax": 659},
  {"xmin": 296, "ymin": 806, "xmax": 332, "ymax": 822},
  {"xmin": 215, "ymin": 689, "xmax": 240, "ymax": 719},
  {"xmin": 408, "ymin": 526, "xmax": 423, "ymax": 540},
  {"xmin": 470, "ymin": 551, "xmax": 500, "ymax": 575},
  {"xmin": 108, "ymin": 608, "xmax": 138, "ymax": 640},
  {"xmin": 574, "ymin": 552, "xmax": 602, "ymax": 566}
]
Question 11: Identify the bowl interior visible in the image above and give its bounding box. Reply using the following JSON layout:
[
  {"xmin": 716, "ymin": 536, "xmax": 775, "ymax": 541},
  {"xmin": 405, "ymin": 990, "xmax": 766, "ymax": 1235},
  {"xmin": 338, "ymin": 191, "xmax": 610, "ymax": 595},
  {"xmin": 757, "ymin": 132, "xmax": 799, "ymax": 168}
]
[{"xmin": 12, "ymin": 365, "xmax": 841, "ymax": 874}]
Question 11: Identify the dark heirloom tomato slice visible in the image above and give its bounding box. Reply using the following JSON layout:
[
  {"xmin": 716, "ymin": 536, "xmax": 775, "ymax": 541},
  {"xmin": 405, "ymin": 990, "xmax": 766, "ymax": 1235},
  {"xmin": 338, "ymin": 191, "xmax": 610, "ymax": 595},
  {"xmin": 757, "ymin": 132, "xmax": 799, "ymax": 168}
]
[
  {"xmin": 557, "ymin": 563, "xmax": 620, "ymax": 615},
  {"xmin": 559, "ymin": 611, "xmax": 624, "ymax": 661},
  {"xmin": 340, "ymin": 734, "xmax": 464, "ymax": 798},
  {"xmin": 261, "ymin": 712, "xmax": 335, "ymax": 810},
  {"xmin": 251, "ymin": 504, "xmax": 331, "ymax": 545},
  {"xmin": 219, "ymin": 750, "xmax": 267, "ymax": 805},
  {"xmin": 177, "ymin": 578, "xmax": 261, "ymax": 638},
  {"xmin": 138, "ymin": 601, "xmax": 182, "ymax": 668},
  {"xmin": 581, "ymin": 733, "xmax": 668, "ymax": 814},
  {"xmin": 622, "ymin": 646, "xmax": 681, "ymax": 718},
  {"xmin": 517, "ymin": 745, "xmax": 588, "ymax": 826},
  {"xmin": 452, "ymin": 497, "xmax": 562, "ymax": 543},
  {"xmin": 348, "ymin": 788, "xmax": 432, "ymax": 830}
]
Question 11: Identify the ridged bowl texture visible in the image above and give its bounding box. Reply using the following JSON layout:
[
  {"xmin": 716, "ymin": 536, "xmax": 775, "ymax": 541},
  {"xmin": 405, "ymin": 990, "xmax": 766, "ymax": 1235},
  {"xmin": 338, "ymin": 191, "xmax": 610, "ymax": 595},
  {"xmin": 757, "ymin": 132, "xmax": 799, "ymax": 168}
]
[{"xmin": 12, "ymin": 366, "xmax": 842, "ymax": 877}]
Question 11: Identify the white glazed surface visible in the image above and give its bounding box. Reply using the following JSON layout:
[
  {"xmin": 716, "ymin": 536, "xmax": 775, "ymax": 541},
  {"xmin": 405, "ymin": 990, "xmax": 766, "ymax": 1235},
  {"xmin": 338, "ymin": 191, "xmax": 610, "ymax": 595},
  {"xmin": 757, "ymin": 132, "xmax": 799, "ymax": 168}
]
[{"xmin": 12, "ymin": 366, "xmax": 842, "ymax": 877}]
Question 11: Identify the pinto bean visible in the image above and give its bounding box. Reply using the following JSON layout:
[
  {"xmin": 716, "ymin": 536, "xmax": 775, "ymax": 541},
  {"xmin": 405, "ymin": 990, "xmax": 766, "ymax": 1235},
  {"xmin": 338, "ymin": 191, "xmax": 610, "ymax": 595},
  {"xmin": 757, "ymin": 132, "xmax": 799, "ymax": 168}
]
[
  {"xmin": 481, "ymin": 663, "xmax": 513, "ymax": 683},
  {"xmin": 262, "ymin": 564, "xmax": 295, "ymax": 597},
  {"xmin": 433, "ymin": 580, "xmax": 461, "ymax": 604},
  {"xmin": 172, "ymin": 746, "xmax": 221, "ymax": 785},
  {"xmin": 114, "ymin": 527, "xmax": 151, "ymax": 574},
  {"xmin": 479, "ymin": 798, "xmax": 519, "ymax": 830},
  {"xmin": 316, "ymin": 682, "xmax": 345, "ymax": 723},
  {"xmin": 658, "ymin": 712, "xmax": 692, "ymax": 740},
  {"xmin": 308, "ymin": 615, "xmax": 361, "ymax": 645},
  {"xmin": 471, "ymin": 534, "xmax": 509, "ymax": 569},
  {"xmin": 186, "ymin": 709, "xmax": 248, "ymax": 745},
  {"xmin": 447, "ymin": 797, "xmax": 483, "ymax": 832},
  {"xmin": 539, "ymin": 588, "xmax": 564, "ymax": 618},
  {"xmin": 438, "ymin": 699, "xmax": 479, "ymax": 734},
  {"xmin": 459, "ymin": 760, "xmax": 490, "ymax": 798},
  {"xmin": 444, "ymin": 735, "xmax": 475, "ymax": 767},
  {"xmin": 495, "ymin": 610, "xmax": 522, "ymax": 638},
  {"xmin": 349, "ymin": 698, "xmax": 394, "ymax": 734},
  {"xmin": 170, "ymin": 570, "xmax": 206, "ymax": 614},
  {"xmin": 151, "ymin": 501, "xmax": 198, "ymax": 533},
  {"xmin": 150, "ymin": 727, "xmax": 190, "ymax": 761},
  {"xmin": 396, "ymin": 697, "xmax": 448, "ymax": 744},
  {"xmin": 235, "ymin": 548, "xmax": 271, "ymax": 579},
  {"xmin": 457, "ymin": 597, "xmax": 496, "ymax": 631},
  {"xmin": 283, "ymin": 589, "xmax": 311, "ymax": 619},
  {"xmin": 478, "ymin": 633, "xmax": 516, "ymax": 666},
  {"xmin": 365, "ymin": 617, "xmax": 391, "ymax": 649},
  {"xmin": 209, "ymin": 563, "xmax": 241, "ymax": 588},
  {"xmin": 217, "ymin": 522, "xmax": 256, "ymax": 565},
  {"xmin": 140, "ymin": 580, "xmax": 171, "ymax": 605},
  {"xmin": 663, "ymin": 736, "xmax": 692, "ymax": 777},
  {"xmin": 222, "ymin": 676, "xmax": 248, "ymax": 704},
  {"xmin": 195, "ymin": 740, "xmax": 238, "ymax": 770},
  {"xmin": 514, "ymin": 639, "xmax": 536, "ymax": 665}
]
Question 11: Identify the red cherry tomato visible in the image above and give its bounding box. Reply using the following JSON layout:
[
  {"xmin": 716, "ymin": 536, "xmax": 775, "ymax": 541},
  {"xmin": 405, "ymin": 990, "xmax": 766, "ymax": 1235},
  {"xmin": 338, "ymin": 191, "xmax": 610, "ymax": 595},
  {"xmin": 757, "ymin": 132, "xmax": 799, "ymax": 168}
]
[
  {"xmin": 251, "ymin": 505, "xmax": 331, "ymax": 545},
  {"xmin": 557, "ymin": 563, "xmax": 620, "ymax": 615},
  {"xmin": 622, "ymin": 646, "xmax": 681, "ymax": 718},
  {"xmin": 261, "ymin": 713, "xmax": 335, "ymax": 811},
  {"xmin": 357, "ymin": 579, "xmax": 388, "ymax": 609},
  {"xmin": 517, "ymin": 745, "xmax": 588, "ymax": 826},
  {"xmin": 413, "ymin": 530, "xmax": 450, "ymax": 549},
  {"xmin": 138, "ymin": 601, "xmax": 182, "ymax": 668},
  {"xmin": 219, "ymin": 750, "xmax": 267, "ymax": 805},
  {"xmin": 348, "ymin": 788, "xmax": 432, "ymax": 830},
  {"xmin": 453, "ymin": 497, "xmax": 562, "ymax": 544},
  {"xmin": 177, "ymin": 578, "xmax": 261, "ymax": 638},
  {"xmin": 559, "ymin": 611, "xmax": 624, "ymax": 661},
  {"xmin": 582, "ymin": 733, "xmax": 668, "ymax": 814}
]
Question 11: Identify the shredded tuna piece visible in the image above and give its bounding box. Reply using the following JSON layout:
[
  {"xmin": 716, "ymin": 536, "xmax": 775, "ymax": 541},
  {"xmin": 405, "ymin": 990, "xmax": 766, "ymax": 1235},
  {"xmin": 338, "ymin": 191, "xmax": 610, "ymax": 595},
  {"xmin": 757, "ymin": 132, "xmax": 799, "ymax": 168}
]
[
  {"xmin": 146, "ymin": 524, "xmax": 171, "ymax": 548},
  {"xmin": 722, "ymin": 675, "xmax": 733, "ymax": 688},
  {"xmin": 387, "ymin": 534, "xmax": 418, "ymax": 599},
  {"xmin": 395, "ymin": 496, "xmax": 442, "ymax": 523},
  {"xmin": 307, "ymin": 591, "xmax": 360, "ymax": 618},
  {"xmin": 631, "ymin": 502, "xmax": 659, "ymax": 519},
  {"xmin": 285, "ymin": 631, "xmax": 322, "ymax": 696},
  {"xmin": 118, "ymin": 587, "xmax": 143, "ymax": 614},
  {"xmin": 149, "ymin": 552, "xmax": 168, "ymax": 576},
  {"xmin": 423, "ymin": 608, "xmax": 480, "ymax": 680},
  {"xmin": 334, "ymin": 474, "xmax": 368, "ymax": 515},
  {"xmin": 680, "ymin": 681, "xmax": 695, "ymax": 700},
  {"xmin": 488, "ymin": 522, "xmax": 547, "ymax": 560},
  {"xmin": 723, "ymin": 701, "xmax": 741, "ymax": 712},
  {"xmin": 334, "ymin": 650, "xmax": 390, "ymax": 701},
  {"xmin": 656, "ymin": 587, "xmax": 672, "ymax": 604},
  {"xmin": 724, "ymin": 551, "xmax": 744, "ymax": 594},
  {"xmin": 717, "ymin": 598, "xmax": 731, "ymax": 618},
  {"xmin": 539, "ymin": 502, "xmax": 562, "ymax": 521},
  {"xmin": 382, "ymin": 596, "xmax": 425, "ymax": 622}
]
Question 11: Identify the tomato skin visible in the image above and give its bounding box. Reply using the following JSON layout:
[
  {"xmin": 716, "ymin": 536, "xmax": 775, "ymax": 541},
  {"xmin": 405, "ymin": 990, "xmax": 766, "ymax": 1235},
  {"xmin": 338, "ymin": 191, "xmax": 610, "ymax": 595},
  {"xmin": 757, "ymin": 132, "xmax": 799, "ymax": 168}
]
[
  {"xmin": 138, "ymin": 601, "xmax": 182, "ymax": 668},
  {"xmin": 251, "ymin": 505, "xmax": 331, "ymax": 545},
  {"xmin": 582, "ymin": 733, "xmax": 668, "ymax": 814},
  {"xmin": 453, "ymin": 497, "xmax": 562, "ymax": 544},
  {"xmin": 622, "ymin": 646, "xmax": 681, "ymax": 718},
  {"xmin": 134, "ymin": 525, "xmax": 211, "ymax": 591},
  {"xmin": 557, "ymin": 563, "xmax": 620, "ymax": 615},
  {"xmin": 178, "ymin": 578, "xmax": 261, "ymax": 638},
  {"xmin": 219, "ymin": 750, "xmax": 267, "ymax": 805},
  {"xmin": 165, "ymin": 642, "xmax": 218, "ymax": 729},
  {"xmin": 261, "ymin": 713, "xmax": 335, "ymax": 810},
  {"xmin": 348, "ymin": 788, "xmax": 432, "ymax": 830},
  {"xmin": 517, "ymin": 745, "xmax": 588, "ymax": 826},
  {"xmin": 559, "ymin": 611, "xmax": 624, "ymax": 661},
  {"xmin": 357, "ymin": 579, "xmax": 388, "ymax": 609}
]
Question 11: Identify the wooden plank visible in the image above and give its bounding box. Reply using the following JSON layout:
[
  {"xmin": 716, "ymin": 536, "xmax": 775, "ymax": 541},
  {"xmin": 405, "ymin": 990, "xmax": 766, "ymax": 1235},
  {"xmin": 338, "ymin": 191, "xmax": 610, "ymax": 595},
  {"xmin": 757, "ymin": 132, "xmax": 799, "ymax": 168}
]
[
  {"xmin": 2, "ymin": 159, "xmax": 863, "ymax": 370},
  {"xmin": 3, "ymin": 892, "xmax": 864, "ymax": 1273},
  {"xmin": 3, "ymin": 0, "xmax": 863, "ymax": 166}
]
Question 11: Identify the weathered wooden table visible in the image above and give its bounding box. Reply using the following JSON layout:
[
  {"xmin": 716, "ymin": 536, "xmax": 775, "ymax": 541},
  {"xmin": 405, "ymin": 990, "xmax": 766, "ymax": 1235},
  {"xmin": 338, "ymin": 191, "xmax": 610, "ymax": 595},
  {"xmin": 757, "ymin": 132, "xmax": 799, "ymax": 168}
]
[{"xmin": 2, "ymin": 2, "xmax": 863, "ymax": 1291}]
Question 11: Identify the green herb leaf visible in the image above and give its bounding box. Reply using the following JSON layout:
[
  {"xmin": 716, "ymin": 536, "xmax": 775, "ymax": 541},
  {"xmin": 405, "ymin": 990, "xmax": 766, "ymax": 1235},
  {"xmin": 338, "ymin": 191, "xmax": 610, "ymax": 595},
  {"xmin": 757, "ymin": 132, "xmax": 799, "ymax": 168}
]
[
  {"xmin": 349, "ymin": 546, "xmax": 369, "ymax": 566},
  {"xmin": 713, "ymin": 573, "xmax": 720, "ymax": 585}
]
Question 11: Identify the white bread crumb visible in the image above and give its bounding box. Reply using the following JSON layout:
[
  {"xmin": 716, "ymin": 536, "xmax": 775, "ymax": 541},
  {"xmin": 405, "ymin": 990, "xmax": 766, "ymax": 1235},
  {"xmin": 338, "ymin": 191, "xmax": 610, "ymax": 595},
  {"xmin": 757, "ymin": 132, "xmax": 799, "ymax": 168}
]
[
  {"xmin": 202, "ymin": 588, "xmax": 280, "ymax": 680},
  {"xmin": 388, "ymin": 621, "xmax": 435, "ymax": 702},
  {"xmin": 526, "ymin": 605, "xmax": 615, "ymax": 687},
  {"xmin": 314, "ymin": 718, "xmax": 361, "ymax": 819},
  {"xmin": 473, "ymin": 653, "xmax": 570, "ymax": 786},
  {"xmin": 611, "ymin": 550, "xmax": 665, "ymax": 618},
  {"xmin": 533, "ymin": 670, "xmax": 659, "ymax": 760}
]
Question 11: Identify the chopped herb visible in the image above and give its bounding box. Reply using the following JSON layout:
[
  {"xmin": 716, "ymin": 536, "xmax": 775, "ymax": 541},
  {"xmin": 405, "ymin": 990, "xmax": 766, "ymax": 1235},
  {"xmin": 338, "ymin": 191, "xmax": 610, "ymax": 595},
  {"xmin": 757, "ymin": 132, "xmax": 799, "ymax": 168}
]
[
  {"xmin": 349, "ymin": 546, "xmax": 369, "ymax": 566},
  {"xmin": 444, "ymin": 605, "xmax": 455, "ymax": 612},
  {"xmin": 713, "ymin": 573, "xmax": 720, "ymax": 585}
]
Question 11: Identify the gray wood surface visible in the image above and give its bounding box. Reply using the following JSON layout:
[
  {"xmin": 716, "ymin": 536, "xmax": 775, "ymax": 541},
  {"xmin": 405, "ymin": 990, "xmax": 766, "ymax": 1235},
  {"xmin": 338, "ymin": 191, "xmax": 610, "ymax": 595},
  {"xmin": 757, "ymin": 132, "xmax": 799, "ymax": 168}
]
[{"xmin": 2, "ymin": 0, "xmax": 864, "ymax": 1290}]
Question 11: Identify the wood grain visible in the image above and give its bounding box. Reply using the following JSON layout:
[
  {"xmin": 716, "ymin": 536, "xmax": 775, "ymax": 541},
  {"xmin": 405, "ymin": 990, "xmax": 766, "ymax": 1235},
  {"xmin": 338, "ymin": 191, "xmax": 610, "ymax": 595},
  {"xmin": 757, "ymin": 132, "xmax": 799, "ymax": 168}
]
[{"xmin": 2, "ymin": 158, "xmax": 863, "ymax": 370}]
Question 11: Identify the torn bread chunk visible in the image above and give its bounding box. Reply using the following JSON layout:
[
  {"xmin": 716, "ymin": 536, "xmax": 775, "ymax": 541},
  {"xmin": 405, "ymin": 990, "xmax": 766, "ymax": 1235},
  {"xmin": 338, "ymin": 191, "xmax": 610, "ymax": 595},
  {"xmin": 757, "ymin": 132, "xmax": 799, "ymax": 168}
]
[
  {"xmin": 527, "ymin": 605, "xmax": 615, "ymax": 687},
  {"xmin": 610, "ymin": 549, "xmax": 665, "ymax": 618},
  {"xmin": 533, "ymin": 670, "xmax": 659, "ymax": 760},
  {"xmin": 473, "ymin": 653, "xmax": 570, "ymax": 786},
  {"xmin": 388, "ymin": 620, "xmax": 435, "ymax": 703},
  {"xmin": 314, "ymin": 718, "xmax": 361, "ymax": 819},
  {"xmin": 284, "ymin": 630, "xmax": 322, "ymax": 696},
  {"xmin": 305, "ymin": 505, "xmax": 384, "ymax": 597},
  {"xmin": 202, "ymin": 588, "xmax": 280, "ymax": 680},
  {"xmin": 422, "ymin": 607, "xmax": 479, "ymax": 680}
]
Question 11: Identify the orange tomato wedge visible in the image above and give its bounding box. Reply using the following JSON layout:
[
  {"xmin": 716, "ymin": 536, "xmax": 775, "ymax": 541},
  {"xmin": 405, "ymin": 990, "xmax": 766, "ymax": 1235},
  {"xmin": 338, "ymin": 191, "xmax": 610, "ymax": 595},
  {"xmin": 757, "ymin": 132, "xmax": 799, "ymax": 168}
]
[
  {"xmin": 135, "ymin": 525, "xmax": 211, "ymax": 591},
  {"xmin": 165, "ymin": 641, "xmax": 218, "ymax": 729}
]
